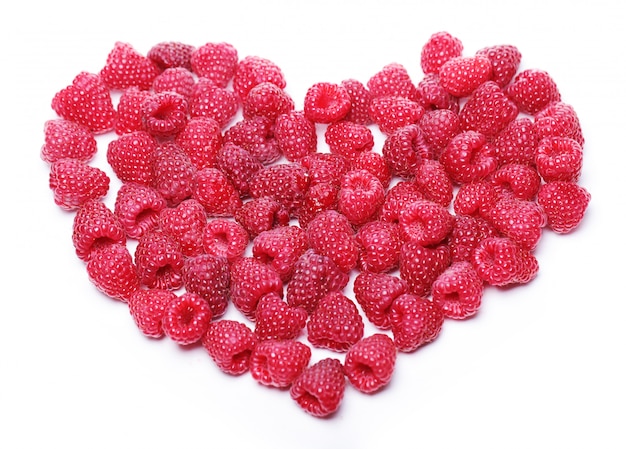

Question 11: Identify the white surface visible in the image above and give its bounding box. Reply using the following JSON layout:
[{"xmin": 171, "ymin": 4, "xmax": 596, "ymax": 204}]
[{"xmin": 1, "ymin": 1, "xmax": 625, "ymax": 448}]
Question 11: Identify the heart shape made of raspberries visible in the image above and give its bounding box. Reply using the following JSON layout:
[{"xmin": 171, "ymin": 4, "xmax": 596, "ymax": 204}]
[{"xmin": 43, "ymin": 32, "xmax": 591, "ymax": 418}]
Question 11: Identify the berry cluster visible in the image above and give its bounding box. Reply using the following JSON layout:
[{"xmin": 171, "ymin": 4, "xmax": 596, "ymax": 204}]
[{"xmin": 43, "ymin": 34, "xmax": 590, "ymax": 418}]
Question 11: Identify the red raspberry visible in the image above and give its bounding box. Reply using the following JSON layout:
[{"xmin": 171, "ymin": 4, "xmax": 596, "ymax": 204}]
[
  {"xmin": 459, "ymin": 81, "xmax": 518, "ymax": 138},
  {"xmin": 174, "ymin": 117, "xmax": 223, "ymax": 170},
  {"xmin": 147, "ymin": 41, "xmax": 195, "ymax": 71},
  {"xmin": 306, "ymin": 210, "xmax": 358, "ymax": 273},
  {"xmin": 307, "ymin": 292, "xmax": 364, "ymax": 352},
  {"xmin": 398, "ymin": 199, "xmax": 455, "ymax": 246},
  {"xmin": 182, "ymin": 254, "xmax": 230, "ymax": 318},
  {"xmin": 300, "ymin": 152, "xmax": 351, "ymax": 187},
  {"xmin": 431, "ymin": 261, "xmax": 484, "ymax": 319},
  {"xmin": 413, "ymin": 160, "xmax": 454, "ymax": 207},
  {"xmin": 341, "ymin": 78, "xmax": 372, "ymax": 125},
  {"xmin": 475, "ymin": 44, "xmax": 522, "ymax": 88},
  {"xmin": 419, "ymin": 109, "xmax": 461, "ymax": 157},
  {"xmin": 159, "ymin": 198, "xmax": 207, "ymax": 256},
  {"xmin": 439, "ymin": 56, "xmax": 492, "ymax": 97},
  {"xmin": 390, "ymin": 294, "xmax": 444, "ymax": 352},
  {"xmin": 325, "ymin": 121, "xmax": 375, "ymax": 162},
  {"xmin": 303, "ymin": 82, "xmax": 351, "ymax": 124},
  {"xmin": 188, "ymin": 78, "xmax": 239, "ymax": 128},
  {"xmin": 505, "ymin": 69, "xmax": 561, "ymax": 115},
  {"xmin": 367, "ymin": 63, "xmax": 417, "ymax": 100},
  {"xmin": 86, "ymin": 243, "xmax": 139, "ymax": 302},
  {"xmin": 250, "ymin": 340, "xmax": 311, "ymax": 388},
  {"xmin": 453, "ymin": 180, "xmax": 499, "ymax": 217},
  {"xmin": 353, "ymin": 272, "xmax": 408, "ymax": 329},
  {"xmin": 51, "ymin": 72, "xmax": 116, "ymax": 134},
  {"xmin": 472, "ymin": 236, "xmax": 539, "ymax": 286},
  {"xmin": 162, "ymin": 292, "xmax": 212, "ymax": 345},
  {"xmin": 223, "ymin": 116, "xmax": 281, "ymax": 165},
  {"xmin": 134, "ymin": 230, "xmax": 184, "ymax": 290},
  {"xmin": 152, "ymin": 143, "xmax": 197, "ymax": 206},
  {"xmin": 440, "ymin": 131, "xmax": 497, "ymax": 184},
  {"xmin": 290, "ymin": 358, "xmax": 345, "ymax": 417},
  {"xmin": 152, "ymin": 67, "xmax": 196, "ymax": 98},
  {"xmin": 243, "ymin": 82, "xmax": 295, "ymax": 123},
  {"xmin": 254, "ymin": 293, "xmax": 307, "ymax": 341},
  {"xmin": 382, "ymin": 124, "xmax": 428, "ymax": 179},
  {"xmin": 448, "ymin": 215, "xmax": 499, "ymax": 263},
  {"xmin": 399, "ymin": 242, "xmax": 451, "ymax": 297},
  {"xmin": 190, "ymin": 42, "xmax": 238, "ymax": 88},
  {"xmin": 141, "ymin": 91, "xmax": 188, "ymax": 139},
  {"xmin": 415, "ymin": 74, "xmax": 460, "ymax": 112},
  {"xmin": 535, "ymin": 136, "xmax": 583, "ymax": 183},
  {"xmin": 286, "ymin": 249, "xmax": 349, "ymax": 315},
  {"xmin": 202, "ymin": 218, "xmax": 249, "ymax": 262},
  {"xmin": 41, "ymin": 119, "xmax": 97, "ymax": 164},
  {"xmin": 490, "ymin": 163, "xmax": 542, "ymax": 201},
  {"xmin": 537, "ymin": 181, "xmax": 591, "ymax": 234},
  {"xmin": 107, "ymin": 131, "xmax": 157, "ymax": 186},
  {"xmin": 379, "ymin": 181, "xmax": 424, "ymax": 224},
  {"xmin": 252, "ymin": 225, "xmax": 309, "ymax": 282},
  {"xmin": 128, "ymin": 288, "xmax": 177, "ymax": 338},
  {"xmin": 492, "ymin": 117, "xmax": 538, "ymax": 166},
  {"xmin": 534, "ymin": 102, "xmax": 584, "ymax": 146},
  {"xmin": 297, "ymin": 182, "xmax": 340, "ymax": 230},
  {"xmin": 248, "ymin": 163, "xmax": 310, "ymax": 217},
  {"xmin": 115, "ymin": 88, "xmax": 152, "ymax": 135},
  {"xmin": 192, "ymin": 167, "xmax": 242, "ymax": 217},
  {"xmin": 338, "ymin": 169, "xmax": 385, "ymax": 226},
  {"xmin": 355, "ymin": 220, "xmax": 402, "ymax": 273},
  {"xmin": 72, "ymin": 200, "xmax": 126, "ymax": 262},
  {"xmin": 369, "ymin": 96, "xmax": 424, "ymax": 135},
  {"xmin": 485, "ymin": 196, "xmax": 546, "ymax": 251},
  {"xmin": 100, "ymin": 42, "xmax": 160, "ymax": 91},
  {"xmin": 351, "ymin": 151, "xmax": 392, "ymax": 189},
  {"xmin": 114, "ymin": 183, "xmax": 167, "ymax": 239},
  {"xmin": 274, "ymin": 111, "xmax": 317, "ymax": 162},
  {"xmin": 420, "ymin": 31, "xmax": 464, "ymax": 75},
  {"xmin": 202, "ymin": 319, "xmax": 258, "ymax": 375},
  {"xmin": 216, "ymin": 143, "xmax": 263, "ymax": 197},
  {"xmin": 49, "ymin": 158, "xmax": 110, "ymax": 210},
  {"xmin": 344, "ymin": 333, "xmax": 397, "ymax": 394},
  {"xmin": 234, "ymin": 196, "xmax": 290, "ymax": 238},
  {"xmin": 233, "ymin": 55, "xmax": 287, "ymax": 102},
  {"xmin": 230, "ymin": 257, "xmax": 283, "ymax": 320}
]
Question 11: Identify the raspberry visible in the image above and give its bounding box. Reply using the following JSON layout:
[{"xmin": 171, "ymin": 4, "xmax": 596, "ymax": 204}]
[
  {"xmin": 413, "ymin": 160, "xmax": 454, "ymax": 207},
  {"xmin": 141, "ymin": 91, "xmax": 188, "ymax": 139},
  {"xmin": 41, "ymin": 119, "xmax": 97, "ymax": 164},
  {"xmin": 459, "ymin": 81, "xmax": 518, "ymax": 138},
  {"xmin": 484, "ymin": 196, "xmax": 546, "ymax": 251},
  {"xmin": 431, "ymin": 261, "xmax": 484, "ymax": 319},
  {"xmin": 299, "ymin": 152, "xmax": 351, "ymax": 187},
  {"xmin": 505, "ymin": 69, "xmax": 561, "ymax": 115},
  {"xmin": 248, "ymin": 163, "xmax": 310, "ymax": 217},
  {"xmin": 290, "ymin": 358, "xmax": 345, "ymax": 417},
  {"xmin": 202, "ymin": 319, "xmax": 258, "ymax": 375},
  {"xmin": 355, "ymin": 221, "xmax": 402, "ymax": 273},
  {"xmin": 369, "ymin": 96, "xmax": 424, "ymax": 135},
  {"xmin": 159, "ymin": 198, "xmax": 207, "ymax": 256},
  {"xmin": 303, "ymin": 82, "xmax": 351, "ymax": 124},
  {"xmin": 152, "ymin": 143, "xmax": 197, "ymax": 206},
  {"xmin": 353, "ymin": 272, "xmax": 408, "ymax": 329},
  {"xmin": 234, "ymin": 196, "xmax": 290, "ymax": 238},
  {"xmin": 344, "ymin": 333, "xmax": 397, "ymax": 394},
  {"xmin": 182, "ymin": 254, "xmax": 230, "ymax": 318},
  {"xmin": 399, "ymin": 241, "xmax": 451, "ymax": 297},
  {"xmin": 254, "ymin": 293, "xmax": 307, "ymax": 341},
  {"xmin": 351, "ymin": 151, "xmax": 392, "ymax": 189},
  {"xmin": 341, "ymin": 78, "xmax": 372, "ymax": 125},
  {"xmin": 439, "ymin": 56, "xmax": 493, "ymax": 97},
  {"xmin": 250, "ymin": 340, "xmax": 311, "ymax": 388},
  {"xmin": 399, "ymin": 198, "xmax": 455, "ymax": 246},
  {"xmin": 223, "ymin": 116, "xmax": 281, "ymax": 165},
  {"xmin": 535, "ymin": 136, "xmax": 583, "ymax": 183},
  {"xmin": 162, "ymin": 292, "xmax": 212, "ymax": 345},
  {"xmin": 188, "ymin": 78, "xmax": 239, "ymax": 128},
  {"xmin": 490, "ymin": 163, "xmax": 541, "ymax": 201},
  {"xmin": 115, "ymin": 88, "xmax": 152, "ymax": 135},
  {"xmin": 307, "ymin": 292, "xmax": 364, "ymax": 352},
  {"xmin": 367, "ymin": 63, "xmax": 417, "ymax": 100},
  {"xmin": 114, "ymin": 183, "xmax": 167, "ymax": 239},
  {"xmin": 415, "ymin": 73, "xmax": 460, "ymax": 112},
  {"xmin": 215, "ymin": 143, "xmax": 263, "ymax": 197},
  {"xmin": 232, "ymin": 55, "xmax": 287, "ymax": 102},
  {"xmin": 107, "ymin": 131, "xmax": 157, "ymax": 186},
  {"xmin": 419, "ymin": 109, "xmax": 461, "ymax": 157},
  {"xmin": 453, "ymin": 180, "xmax": 499, "ymax": 217},
  {"xmin": 382, "ymin": 124, "xmax": 428, "ymax": 179},
  {"xmin": 86, "ymin": 243, "xmax": 139, "ymax": 302},
  {"xmin": 152, "ymin": 67, "xmax": 196, "ymax": 98},
  {"xmin": 390, "ymin": 294, "xmax": 444, "ymax": 352},
  {"xmin": 72, "ymin": 200, "xmax": 126, "ymax": 262},
  {"xmin": 534, "ymin": 102, "xmax": 584, "ymax": 146},
  {"xmin": 420, "ymin": 31, "xmax": 464, "ymax": 75},
  {"xmin": 297, "ymin": 182, "xmax": 340, "ymax": 230},
  {"xmin": 202, "ymin": 218, "xmax": 249, "ymax": 262},
  {"xmin": 190, "ymin": 42, "xmax": 238, "ymax": 88},
  {"xmin": 192, "ymin": 167, "xmax": 242, "ymax": 217},
  {"xmin": 252, "ymin": 225, "xmax": 309, "ymax": 282},
  {"xmin": 274, "ymin": 111, "xmax": 317, "ymax": 162},
  {"xmin": 147, "ymin": 41, "xmax": 195, "ymax": 71},
  {"xmin": 134, "ymin": 230, "xmax": 184, "ymax": 290},
  {"xmin": 51, "ymin": 72, "xmax": 117, "ymax": 134},
  {"xmin": 492, "ymin": 117, "xmax": 538, "ymax": 166},
  {"xmin": 537, "ymin": 181, "xmax": 591, "ymax": 234},
  {"xmin": 100, "ymin": 42, "xmax": 160, "ymax": 91},
  {"xmin": 440, "ymin": 131, "xmax": 497, "ymax": 184},
  {"xmin": 306, "ymin": 210, "xmax": 359, "ymax": 273},
  {"xmin": 325, "ymin": 121, "xmax": 375, "ymax": 162},
  {"xmin": 379, "ymin": 181, "xmax": 424, "ymax": 223},
  {"xmin": 243, "ymin": 82, "xmax": 295, "ymax": 123},
  {"xmin": 448, "ymin": 215, "xmax": 499, "ymax": 263},
  {"xmin": 338, "ymin": 169, "xmax": 385, "ymax": 226},
  {"xmin": 174, "ymin": 117, "xmax": 223, "ymax": 170},
  {"xmin": 230, "ymin": 257, "xmax": 283, "ymax": 320},
  {"xmin": 128, "ymin": 289, "xmax": 177, "ymax": 338},
  {"xmin": 475, "ymin": 44, "xmax": 522, "ymax": 88},
  {"xmin": 472, "ymin": 236, "xmax": 539, "ymax": 286},
  {"xmin": 49, "ymin": 158, "xmax": 110, "ymax": 210}
]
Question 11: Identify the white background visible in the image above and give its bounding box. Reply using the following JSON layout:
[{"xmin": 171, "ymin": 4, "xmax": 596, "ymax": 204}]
[{"xmin": 1, "ymin": 1, "xmax": 625, "ymax": 448}]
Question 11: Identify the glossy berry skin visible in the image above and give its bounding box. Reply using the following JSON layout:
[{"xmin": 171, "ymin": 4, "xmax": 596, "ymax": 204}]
[
  {"xmin": 415, "ymin": 73, "xmax": 459, "ymax": 112},
  {"xmin": 141, "ymin": 91, "xmax": 188, "ymax": 139},
  {"xmin": 420, "ymin": 31, "xmax": 464, "ymax": 75},
  {"xmin": 114, "ymin": 183, "xmax": 167, "ymax": 239},
  {"xmin": 398, "ymin": 199, "xmax": 455, "ymax": 246},
  {"xmin": 355, "ymin": 221, "xmax": 402, "ymax": 274},
  {"xmin": 192, "ymin": 167, "xmax": 242, "ymax": 217},
  {"xmin": 344, "ymin": 333, "xmax": 397, "ymax": 394},
  {"xmin": 254, "ymin": 293, "xmax": 308, "ymax": 341},
  {"xmin": 252, "ymin": 225, "xmax": 309, "ymax": 282},
  {"xmin": 419, "ymin": 109, "xmax": 461, "ymax": 157},
  {"xmin": 306, "ymin": 210, "xmax": 359, "ymax": 273},
  {"xmin": 243, "ymin": 82, "xmax": 295, "ymax": 123},
  {"xmin": 341, "ymin": 78, "xmax": 372, "ymax": 125},
  {"xmin": 453, "ymin": 180, "xmax": 499, "ymax": 219},
  {"xmin": 41, "ymin": 119, "xmax": 97, "ymax": 164},
  {"xmin": 232, "ymin": 55, "xmax": 287, "ymax": 102},
  {"xmin": 475, "ymin": 44, "xmax": 522, "ymax": 88},
  {"xmin": 159, "ymin": 198, "xmax": 207, "ymax": 257},
  {"xmin": 490, "ymin": 163, "xmax": 542, "ymax": 201},
  {"xmin": 162, "ymin": 292, "xmax": 212, "ymax": 345},
  {"xmin": 274, "ymin": 111, "xmax": 317, "ymax": 162},
  {"xmin": 352, "ymin": 151, "xmax": 392, "ymax": 189},
  {"xmin": 229, "ymin": 257, "xmax": 283, "ymax": 320},
  {"xmin": 537, "ymin": 181, "xmax": 591, "ymax": 234},
  {"xmin": 216, "ymin": 143, "xmax": 263, "ymax": 197},
  {"xmin": 248, "ymin": 163, "xmax": 310, "ymax": 218},
  {"xmin": 49, "ymin": 158, "xmax": 110, "ymax": 210},
  {"xmin": 290, "ymin": 358, "xmax": 345, "ymax": 418},
  {"xmin": 297, "ymin": 183, "xmax": 339, "ymax": 230},
  {"xmin": 152, "ymin": 143, "xmax": 197, "ymax": 206},
  {"xmin": 223, "ymin": 116, "xmax": 281, "ymax": 165},
  {"xmin": 338, "ymin": 169, "xmax": 385, "ymax": 226},
  {"xmin": 115, "ymin": 88, "xmax": 152, "ymax": 135},
  {"xmin": 303, "ymin": 82, "xmax": 351, "ymax": 124},
  {"xmin": 72, "ymin": 200, "xmax": 126, "ymax": 262},
  {"xmin": 175, "ymin": 117, "xmax": 223, "ymax": 171},
  {"xmin": 307, "ymin": 292, "xmax": 364, "ymax": 352},
  {"xmin": 390, "ymin": 294, "xmax": 444, "ymax": 352},
  {"xmin": 325, "ymin": 121, "xmax": 374, "ymax": 162},
  {"xmin": 367, "ymin": 63, "xmax": 417, "ymax": 100},
  {"xmin": 368, "ymin": 96, "xmax": 424, "ymax": 135},
  {"xmin": 152, "ymin": 67, "xmax": 196, "ymax": 98},
  {"xmin": 534, "ymin": 102, "xmax": 584, "ymax": 146},
  {"xmin": 439, "ymin": 56, "xmax": 492, "ymax": 98},
  {"xmin": 484, "ymin": 197, "xmax": 546, "ymax": 251},
  {"xmin": 448, "ymin": 215, "xmax": 499, "ymax": 263},
  {"xmin": 202, "ymin": 218, "xmax": 250, "ymax": 262},
  {"xmin": 492, "ymin": 117, "xmax": 538, "ymax": 167},
  {"xmin": 234, "ymin": 196, "xmax": 290, "ymax": 239},
  {"xmin": 190, "ymin": 42, "xmax": 238, "ymax": 88},
  {"xmin": 353, "ymin": 272, "xmax": 408, "ymax": 330},
  {"xmin": 535, "ymin": 137, "xmax": 583, "ymax": 183},
  {"xmin": 414, "ymin": 160, "xmax": 454, "ymax": 207},
  {"xmin": 100, "ymin": 42, "xmax": 160, "ymax": 90},
  {"xmin": 250, "ymin": 340, "xmax": 312, "ymax": 388},
  {"xmin": 459, "ymin": 81, "xmax": 518, "ymax": 138},
  {"xmin": 107, "ymin": 131, "xmax": 158, "ymax": 186},
  {"xmin": 128, "ymin": 289, "xmax": 177, "ymax": 338},
  {"xmin": 134, "ymin": 230, "xmax": 185, "ymax": 290},
  {"xmin": 202, "ymin": 319, "xmax": 258, "ymax": 375},
  {"xmin": 379, "ymin": 181, "xmax": 424, "ymax": 224},
  {"xmin": 382, "ymin": 124, "xmax": 428, "ymax": 179},
  {"xmin": 148, "ymin": 41, "xmax": 195, "ymax": 71},
  {"xmin": 182, "ymin": 254, "xmax": 230, "ymax": 318},
  {"xmin": 472, "ymin": 236, "xmax": 539, "ymax": 286},
  {"xmin": 440, "ymin": 131, "xmax": 497, "ymax": 184},
  {"xmin": 431, "ymin": 261, "xmax": 484, "ymax": 319},
  {"xmin": 86, "ymin": 243, "xmax": 139, "ymax": 302},
  {"xmin": 188, "ymin": 78, "xmax": 239, "ymax": 128},
  {"xmin": 506, "ymin": 69, "xmax": 561, "ymax": 115},
  {"xmin": 399, "ymin": 242, "xmax": 451, "ymax": 297}
]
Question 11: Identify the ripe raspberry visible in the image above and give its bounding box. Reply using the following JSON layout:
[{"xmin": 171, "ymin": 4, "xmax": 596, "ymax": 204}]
[
  {"xmin": 248, "ymin": 163, "xmax": 310, "ymax": 217},
  {"xmin": 390, "ymin": 294, "xmax": 444, "ymax": 352},
  {"xmin": 152, "ymin": 67, "xmax": 196, "ymax": 98},
  {"xmin": 367, "ymin": 63, "xmax": 417, "ymax": 100},
  {"xmin": 254, "ymin": 293, "xmax": 307, "ymax": 341},
  {"xmin": 159, "ymin": 198, "xmax": 207, "ymax": 256},
  {"xmin": 453, "ymin": 180, "xmax": 499, "ymax": 217},
  {"xmin": 141, "ymin": 91, "xmax": 188, "ymax": 139},
  {"xmin": 202, "ymin": 319, "xmax": 258, "ymax": 375},
  {"xmin": 188, "ymin": 78, "xmax": 239, "ymax": 128},
  {"xmin": 107, "ymin": 131, "xmax": 157, "ymax": 186},
  {"xmin": 484, "ymin": 196, "xmax": 546, "ymax": 251},
  {"xmin": 215, "ymin": 143, "xmax": 263, "ymax": 197},
  {"xmin": 202, "ymin": 218, "xmax": 249, "ymax": 262},
  {"xmin": 250, "ymin": 340, "xmax": 311, "ymax": 388},
  {"xmin": 355, "ymin": 221, "xmax": 402, "ymax": 273},
  {"xmin": 162, "ymin": 292, "xmax": 212, "ymax": 345},
  {"xmin": 420, "ymin": 31, "xmax": 464, "ymax": 75},
  {"xmin": 252, "ymin": 225, "xmax": 309, "ymax": 282},
  {"xmin": 415, "ymin": 73, "xmax": 460, "ymax": 112},
  {"xmin": 341, "ymin": 78, "xmax": 372, "ymax": 125},
  {"xmin": 51, "ymin": 72, "xmax": 117, "ymax": 134},
  {"xmin": 134, "ymin": 230, "xmax": 184, "ymax": 290},
  {"xmin": 234, "ymin": 196, "xmax": 290, "ymax": 238},
  {"xmin": 440, "ymin": 131, "xmax": 497, "ymax": 184},
  {"xmin": 369, "ymin": 96, "xmax": 424, "ymax": 135},
  {"xmin": 303, "ymin": 82, "xmax": 351, "ymax": 124},
  {"xmin": 475, "ymin": 44, "xmax": 522, "ymax": 88},
  {"xmin": 398, "ymin": 199, "xmax": 455, "ymax": 246},
  {"xmin": 459, "ymin": 81, "xmax": 518, "ymax": 138},
  {"xmin": 413, "ymin": 160, "xmax": 454, "ymax": 207},
  {"xmin": 49, "ymin": 158, "xmax": 110, "ymax": 210},
  {"xmin": 223, "ymin": 116, "xmax": 281, "ymax": 165},
  {"xmin": 286, "ymin": 249, "xmax": 349, "ymax": 315},
  {"xmin": 439, "ymin": 56, "xmax": 493, "ymax": 97},
  {"xmin": 490, "ymin": 163, "xmax": 541, "ymax": 201},
  {"xmin": 505, "ymin": 69, "xmax": 561, "ymax": 115},
  {"xmin": 419, "ymin": 109, "xmax": 461, "ymax": 157},
  {"xmin": 243, "ymin": 82, "xmax": 295, "ymax": 123},
  {"xmin": 353, "ymin": 272, "xmax": 408, "ymax": 329},
  {"xmin": 128, "ymin": 289, "xmax": 177, "ymax": 338},
  {"xmin": 297, "ymin": 182, "xmax": 340, "ymax": 230},
  {"xmin": 492, "ymin": 117, "xmax": 538, "ymax": 166},
  {"xmin": 344, "ymin": 333, "xmax": 397, "ymax": 394},
  {"xmin": 399, "ymin": 242, "xmax": 451, "ymax": 297},
  {"xmin": 147, "ymin": 41, "xmax": 195, "ymax": 71},
  {"xmin": 382, "ymin": 124, "xmax": 428, "ymax": 179},
  {"xmin": 299, "ymin": 152, "xmax": 351, "ymax": 188},
  {"xmin": 192, "ymin": 167, "xmax": 242, "ymax": 217},
  {"xmin": 325, "ymin": 121, "xmax": 375, "ymax": 162},
  {"xmin": 379, "ymin": 181, "xmax": 424, "ymax": 224},
  {"xmin": 86, "ymin": 243, "xmax": 139, "ymax": 302},
  {"xmin": 338, "ymin": 169, "xmax": 385, "ymax": 226},
  {"xmin": 115, "ymin": 88, "xmax": 152, "ymax": 135},
  {"xmin": 472, "ymin": 236, "xmax": 539, "ymax": 286},
  {"xmin": 190, "ymin": 42, "xmax": 238, "ymax": 88},
  {"xmin": 534, "ymin": 102, "xmax": 584, "ymax": 146},
  {"xmin": 306, "ymin": 210, "xmax": 358, "ymax": 273},
  {"xmin": 114, "ymin": 183, "xmax": 167, "ymax": 239},
  {"xmin": 537, "ymin": 181, "xmax": 591, "ymax": 234},
  {"xmin": 535, "ymin": 136, "xmax": 583, "ymax": 183},
  {"xmin": 274, "ymin": 111, "xmax": 317, "ymax": 161},
  {"xmin": 41, "ymin": 119, "xmax": 97, "ymax": 164},
  {"xmin": 431, "ymin": 261, "xmax": 484, "ymax": 319},
  {"xmin": 182, "ymin": 254, "xmax": 230, "ymax": 318},
  {"xmin": 72, "ymin": 200, "xmax": 126, "ymax": 262},
  {"xmin": 307, "ymin": 292, "xmax": 364, "ymax": 352},
  {"xmin": 232, "ymin": 55, "xmax": 287, "ymax": 102},
  {"xmin": 448, "ymin": 214, "xmax": 499, "ymax": 263},
  {"xmin": 152, "ymin": 143, "xmax": 197, "ymax": 206},
  {"xmin": 100, "ymin": 42, "xmax": 160, "ymax": 91},
  {"xmin": 351, "ymin": 151, "xmax": 392, "ymax": 189},
  {"xmin": 230, "ymin": 257, "xmax": 283, "ymax": 320},
  {"xmin": 290, "ymin": 358, "xmax": 345, "ymax": 417},
  {"xmin": 174, "ymin": 117, "xmax": 223, "ymax": 170}
]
